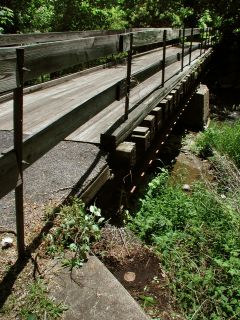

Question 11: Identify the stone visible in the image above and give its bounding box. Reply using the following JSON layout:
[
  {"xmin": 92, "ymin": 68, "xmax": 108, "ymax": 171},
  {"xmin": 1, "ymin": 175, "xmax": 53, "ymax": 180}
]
[
  {"xmin": 1, "ymin": 236, "xmax": 14, "ymax": 249},
  {"xmin": 182, "ymin": 184, "xmax": 191, "ymax": 192}
]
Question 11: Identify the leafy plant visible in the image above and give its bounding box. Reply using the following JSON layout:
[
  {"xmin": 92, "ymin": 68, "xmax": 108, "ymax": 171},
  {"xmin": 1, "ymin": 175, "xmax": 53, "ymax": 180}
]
[
  {"xmin": 0, "ymin": 6, "xmax": 13, "ymax": 33},
  {"xmin": 20, "ymin": 279, "xmax": 67, "ymax": 319},
  {"xmin": 129, "ymin": 168, "xmax": 240, "ymax": 319},
  {"xmin": 47, "ymin": 198, "xmax": 104, "ymax": 268},
  {"xmin": 193, "ymin": 120, "xmax": 240, "ymax": 167},
  {"xmin": 139, "ymin": 295, "xmax": 157, "ymax": 308}
]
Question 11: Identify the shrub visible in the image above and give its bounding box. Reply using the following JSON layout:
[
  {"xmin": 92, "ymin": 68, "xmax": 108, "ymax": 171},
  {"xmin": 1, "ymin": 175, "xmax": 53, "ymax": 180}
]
[{"xmin": 129, "ymin": 169, "xmax": 240, "ymax": 319}]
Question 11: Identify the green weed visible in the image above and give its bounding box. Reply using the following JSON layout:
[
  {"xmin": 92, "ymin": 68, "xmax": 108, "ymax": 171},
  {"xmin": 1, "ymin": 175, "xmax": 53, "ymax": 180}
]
[
  {"xmin": 20, "ymin": 279, "xmax": 67, "ymax": 319},
  {"xmin": 129, "ymin": 168, "xmax": 240, "ymax": 319},
  {"xmin": 193, "ymin": 120, "xmax": 240, "ymax": 167},
  {"xmin": 47, "ymin": 198, "xmax": 104, "ymax": 268}
]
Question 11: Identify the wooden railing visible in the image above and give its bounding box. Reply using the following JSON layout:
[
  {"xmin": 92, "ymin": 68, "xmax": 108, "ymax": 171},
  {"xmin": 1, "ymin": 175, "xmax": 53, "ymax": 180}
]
[{"xmin": 0, "ymin": 27, "xmax": 214, "ymax": 257}]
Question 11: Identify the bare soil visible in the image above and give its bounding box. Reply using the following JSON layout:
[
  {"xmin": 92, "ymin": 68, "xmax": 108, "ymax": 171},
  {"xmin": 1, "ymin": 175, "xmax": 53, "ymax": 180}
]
[{"xmin": 93, "ymin": 225, "xmax": 184, "ymax": 320}]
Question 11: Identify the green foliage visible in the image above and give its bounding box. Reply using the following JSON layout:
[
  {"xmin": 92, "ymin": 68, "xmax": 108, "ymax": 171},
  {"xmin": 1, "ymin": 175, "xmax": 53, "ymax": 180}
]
[
  {"xmin": 21, "ymin": 0, "xmax": 54, "ymax": 32},
  {"xmin": 139, "ymin": 295, "xmax": 157, "ymax": 308},
  {"xmin": 20, "ymin": 279, "xmax": 67, "ymax": 319},
  {"xmin": 0, "ymin": 6, "xmax": 13, "ymax": 33},
  {"xmin": 160, "ymin": 7, "xmax": 193, "ymax": 28},
  {"xmin": 129, "ymin": 168, "xmax": 240, "ymax": 319},
  {"xmin": 193, "ymin": 120, "xmax": 240, "ymax": 167},
  {"xmin": 1, "ymin": 0, "xmax": 239, "ymax": 36},
  {"xmin": 47, "ymin": 198, "xmax": 104, "ymax": 268}
]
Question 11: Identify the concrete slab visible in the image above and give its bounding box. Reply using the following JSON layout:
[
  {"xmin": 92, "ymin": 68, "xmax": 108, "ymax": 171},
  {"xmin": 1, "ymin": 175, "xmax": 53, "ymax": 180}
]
[{"xmin": 48, "ymin": 255, "xmax": 150, "ymax": 320}]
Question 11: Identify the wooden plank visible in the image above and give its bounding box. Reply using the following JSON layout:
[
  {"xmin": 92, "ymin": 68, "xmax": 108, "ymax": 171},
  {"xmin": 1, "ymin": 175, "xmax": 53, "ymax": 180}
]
[
  {"xmin": 122, "ymin": 28, "xmax": 181, "ymax": 50},
  {"xmin": 0, "ymin": 48, "xmax": 17, "ymax": 93},
  {"xmin": 0, "ymin": 29, "xmax": 127, "ymax": 47},
  {"xmin": 166, "ymin": 29, "xmax": 180, "ymax": 41},
  {"xmin": 80, "ymin": 165, "xmax": 110, "ymax": 204},
  {"xmin": 101, "ymin": 50, "xmax": 212, "ymax": 150},
  {"xmin": 24, "ymin": 35, "xmax": 121, "ymax": 81},
  {"xmin": 117, "ymin": 44, "xmax": 199, "ymax": 99},
  {"xmin": 0, "ymin": 150, "xmax": 19, "ymax": 198},
  {"xmin": 115, "ymin": 141, "xmax": 136, "ymax": 168},
  {"xmin": 0, "ymin": 83, "xmax": 118, "ymax": 198}
]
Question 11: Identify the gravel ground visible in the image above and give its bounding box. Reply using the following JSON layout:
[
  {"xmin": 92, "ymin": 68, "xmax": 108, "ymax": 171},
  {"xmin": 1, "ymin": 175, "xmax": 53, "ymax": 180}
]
[{"xmin": 0, "ymin": 138, "xmax": 108, "ymax": 230}]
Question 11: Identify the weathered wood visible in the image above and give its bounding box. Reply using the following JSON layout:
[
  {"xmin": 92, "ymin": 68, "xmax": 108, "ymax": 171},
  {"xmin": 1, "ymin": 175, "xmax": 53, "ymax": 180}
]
[
  {"xmin": 14, "ymin": 48, "xmax": 25, "ymax": 258},
  {"xmin": 0, "ymin": 150, "xmax": 19, "ymax": 198},
  {"xmin": 142, "ymin": 115, "xmax": 156, "ymax": 140},
  {"xmin": 131, "ymin": 127, "xmax": 151, "ymax": 151},
  {"xmin": 0, "ymin": 48, "xmax": 17, "ymax": 93},
  {"xmin": 0, "ymin": 48, "xmax": 213, "ymax": 198},
  {"xmin": 101, "ymin": 50, "xmax": 212, "ymax": 151},
  {"xmin": 122, "ymin": 28, "xmax": 182, "ymax": 50},
  {"xmin": 158, "ymin": 99, "xmax": 169, "ymax": 120},
  {"xmin": 185, "ymin": 28, "xmax": 200, "ymax": 38},
  {"xmin": 24, "ymin": 35, "xmax": 122, "ymax": 81},
  {"xmin": 115, "ymin": 141, "xmax": 136, "ymax": 168},
  {"xmin": 117, "ymin": 44, "xmax": 199, "ymax": 99},
  {"xmin": 0, "ymin": 83, "xmax": 117, "ymax": 198},
  {"xmin": 166, "ymin": 95, "xmax": 174, "ymax": 114},
  {"xmin": 0, "ymin": 29, "xmax": 128, "ymax": 47},
  {"xmin": 170, "ymin": 89, "xmax": 178, "ymax": 107},
  {"xmin": 150, "ymin": 106, "xmax": 163, "ymax": 129},
  {"xmin": 80, "ymin": 165, "xmax": 110, "ymax": 204}
]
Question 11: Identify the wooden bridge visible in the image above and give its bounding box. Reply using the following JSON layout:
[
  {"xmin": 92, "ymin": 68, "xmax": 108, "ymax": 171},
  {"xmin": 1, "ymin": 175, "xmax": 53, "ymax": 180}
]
[{"xmin": 0, "ymin": 27, "xmax": 215, "ymax": 256}]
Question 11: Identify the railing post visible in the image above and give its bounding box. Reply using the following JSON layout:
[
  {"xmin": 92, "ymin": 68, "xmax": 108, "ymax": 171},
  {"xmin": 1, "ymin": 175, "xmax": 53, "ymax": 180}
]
[
  {"xmin": 181, "ymin": 27, "xmax": 185, "ymax": 71},
  {"xmin": 124, "ymin": 33, "xmax": 133, "ymax": 120},
  {"xmin": 161, "ymin": 29, "xmax": 167, "ymax": 87},
  {"xmin": 207, "ymin": 27, "xmax": 210, "ymax": 47},
  {"xmin": 14, "ymin": 48, "xmax": 25, "ymax": 258},
  {"xmin": 189, "ymin": 27, "xmax": 193, "ymax": 65},
  {"xmin": 204, "ymin": 28, "xmax": 207, "ymax": 52},
  {"xmin": 200, "ymin": 28, "xmax": 203, "ymax": 56}
]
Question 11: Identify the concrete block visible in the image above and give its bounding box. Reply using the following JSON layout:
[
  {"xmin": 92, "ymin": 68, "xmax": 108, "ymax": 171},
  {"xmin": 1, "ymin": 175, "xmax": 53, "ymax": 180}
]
[{"xmin": 49, "ymin": 256, "xmax": 150, "ymax": 320}]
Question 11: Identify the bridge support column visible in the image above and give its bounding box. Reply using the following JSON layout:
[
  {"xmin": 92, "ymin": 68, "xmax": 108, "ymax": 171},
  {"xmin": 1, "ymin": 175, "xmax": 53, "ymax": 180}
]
[{"xmin": 182, "ymin": 84, "xmax": 210, "ymax": 130}]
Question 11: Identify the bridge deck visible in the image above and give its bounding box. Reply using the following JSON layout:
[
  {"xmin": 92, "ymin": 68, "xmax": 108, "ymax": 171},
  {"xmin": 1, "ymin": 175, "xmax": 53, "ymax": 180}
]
[
  {"xmin": 0, "ymin": 44, "xmax": 200, "ymax": 145},
  {"xmin": 67, "ymin": 48, "xmax": 201, "ymax": 144}
]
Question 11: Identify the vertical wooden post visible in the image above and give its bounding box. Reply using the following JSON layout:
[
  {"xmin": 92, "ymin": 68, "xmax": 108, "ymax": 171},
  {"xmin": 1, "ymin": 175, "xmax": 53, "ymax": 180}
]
[
  {"xmin": 181, "ymin": 27, "xmax": 185, "ymax": 71},
  {"xmin": 207, "ymin": 27, "xmax": 210, "ymax": 47},
  {"xmin": 161, "ymin": 29, "xmax": 167, "ymax": 87},
  {"xmin": 14, "ymin": 48, "xmax": 25, "ymax": 258},
  {"xmin": 200, "ymin": 28, "xmax": 203, "ymax": 56},
  {"xmin": 204, "ymin": 28, "xmax": 207, "ymax": 52},
  {"xmin": 189, "ymin": 27, "xmax": 193, "ymax": 65},
  {"xmin": 124, "ymin": 33, "xmax": 133, "ymax": 120}
]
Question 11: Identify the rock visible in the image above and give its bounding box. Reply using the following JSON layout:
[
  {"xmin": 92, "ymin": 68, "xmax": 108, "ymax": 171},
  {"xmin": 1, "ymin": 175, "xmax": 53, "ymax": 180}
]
[
  {"xmin": 124, "ymin": 272, "xmax": 136, "ymax": 282},
  {"xmin": 182, "ymin": 184, "xmax": 191, "ymax": 192},
  {"xmin": 1, "ymin": 236, "xmax": 14, "ymax": 249}
]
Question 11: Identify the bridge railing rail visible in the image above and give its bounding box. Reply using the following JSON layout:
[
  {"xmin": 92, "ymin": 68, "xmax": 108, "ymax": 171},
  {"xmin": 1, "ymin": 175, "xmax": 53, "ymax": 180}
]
[{"xmin": 0, "ymin": 27, "xmax": 213, "ymax": 257}]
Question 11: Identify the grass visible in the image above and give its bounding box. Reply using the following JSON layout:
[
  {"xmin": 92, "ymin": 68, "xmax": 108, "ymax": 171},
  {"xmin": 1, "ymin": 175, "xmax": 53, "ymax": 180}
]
[
  {"xmin": 20, "ymin": 279, "xmax": 67, "ymax": 320},
  {"xmin": 129, "ymin": 167, "xmax": 240, "ymax": 319},
  {"xmin": 193, "ymin": 120, "xmax": 240, "ymax": 167}
]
